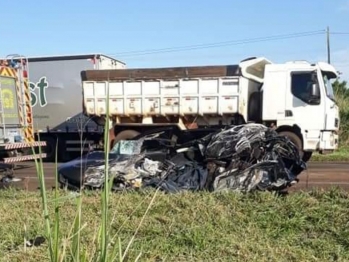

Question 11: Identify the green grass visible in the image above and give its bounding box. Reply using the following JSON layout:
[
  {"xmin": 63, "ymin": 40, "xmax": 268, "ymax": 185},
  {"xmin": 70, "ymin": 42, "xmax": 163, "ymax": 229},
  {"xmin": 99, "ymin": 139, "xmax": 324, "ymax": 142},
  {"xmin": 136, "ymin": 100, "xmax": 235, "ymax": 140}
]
[
  {"xmin": 1, "ymin": 188, "xmax": 349, "ymax": 262},
  {"xmin": 2, "ymin": 79, "xmax": 346, "ymax": 262},
  {"xmin": 310, "ymin": 146, "xmax": 349, "ymax": 162}
]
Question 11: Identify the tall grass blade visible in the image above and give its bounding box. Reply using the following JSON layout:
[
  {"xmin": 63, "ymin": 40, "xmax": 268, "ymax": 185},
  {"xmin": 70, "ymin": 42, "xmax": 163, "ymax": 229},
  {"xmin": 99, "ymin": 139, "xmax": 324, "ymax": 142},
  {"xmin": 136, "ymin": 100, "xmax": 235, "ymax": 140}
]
[
  {"xmin": 99, "ymin": 74, "xmax": 111, "ymax": 261},
  {"xmin": 54, "ymin": 138, "xmax": 61, "ymax": 262},
  {"xmin": 118, "ymin": 237, "xmax": 122, "ymax": 262},
  {"xmin": 33, "ymin": 134, "xmax": 54, "ymax": 261},
  {"xmin": 71, "ymin": 196, "xmax": 82, "ymax": 261}
]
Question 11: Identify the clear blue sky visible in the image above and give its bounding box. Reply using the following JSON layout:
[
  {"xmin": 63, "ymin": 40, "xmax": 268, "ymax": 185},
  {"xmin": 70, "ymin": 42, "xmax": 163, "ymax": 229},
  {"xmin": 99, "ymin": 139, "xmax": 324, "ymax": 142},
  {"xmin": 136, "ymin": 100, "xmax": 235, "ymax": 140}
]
[{"xmin": 1, "ymin": 0, "xmax": 349, "ymax": 81}]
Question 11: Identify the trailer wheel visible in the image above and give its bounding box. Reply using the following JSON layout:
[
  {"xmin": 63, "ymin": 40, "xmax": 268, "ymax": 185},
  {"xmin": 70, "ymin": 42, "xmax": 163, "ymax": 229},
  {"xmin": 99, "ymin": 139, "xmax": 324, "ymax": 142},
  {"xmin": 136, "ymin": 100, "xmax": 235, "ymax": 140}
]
[
  {"xmin": 111, "ymin": 130, "xmax": 140, "ymax": 149},
  {"xmin": 278, "ymin": 131, "xmax": 304, "ymax": 159}
]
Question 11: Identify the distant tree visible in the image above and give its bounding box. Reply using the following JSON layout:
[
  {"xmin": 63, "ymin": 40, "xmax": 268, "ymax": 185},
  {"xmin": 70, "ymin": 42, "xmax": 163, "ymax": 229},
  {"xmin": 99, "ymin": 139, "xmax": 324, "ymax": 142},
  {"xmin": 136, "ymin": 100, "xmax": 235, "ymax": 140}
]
[
  {"xmin": 333, "ymin": 79, "xmax": 349, "ymax": 146},
  {"xmin": 333, "ymin": 79, "xmax": 349, "ymax": 99}
]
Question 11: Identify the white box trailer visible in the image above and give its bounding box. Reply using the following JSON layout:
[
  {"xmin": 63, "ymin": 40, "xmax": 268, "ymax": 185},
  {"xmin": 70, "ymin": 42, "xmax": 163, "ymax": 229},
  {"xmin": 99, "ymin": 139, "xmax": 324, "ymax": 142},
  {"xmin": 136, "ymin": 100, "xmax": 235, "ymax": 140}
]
[
  {"xmin": 81, "ymin": 57, "xmax": 340, "ymax": 162},
  {"xmin": 27, "ymin": 54, "xmax": 126, "ymax": 162}
]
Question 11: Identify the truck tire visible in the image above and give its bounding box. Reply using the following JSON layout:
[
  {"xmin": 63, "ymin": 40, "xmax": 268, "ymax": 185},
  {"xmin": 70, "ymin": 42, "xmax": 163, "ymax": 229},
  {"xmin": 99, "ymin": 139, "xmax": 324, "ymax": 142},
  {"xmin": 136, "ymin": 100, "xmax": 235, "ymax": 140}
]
[
  {"xmin": 278, "ymin": 131, "xmax": 304, "ymax": 159},
  {"xmin": 111, "ymin": 130, "xmax": 140, "ymax": 149}
]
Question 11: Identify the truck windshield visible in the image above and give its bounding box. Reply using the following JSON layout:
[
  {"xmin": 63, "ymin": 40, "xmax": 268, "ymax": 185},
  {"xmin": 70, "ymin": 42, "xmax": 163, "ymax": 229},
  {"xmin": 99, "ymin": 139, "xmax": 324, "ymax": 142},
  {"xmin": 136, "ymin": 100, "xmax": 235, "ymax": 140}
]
[{"xmin": 321, "ymin": 72, "xmax": 335, "ymax": 102}]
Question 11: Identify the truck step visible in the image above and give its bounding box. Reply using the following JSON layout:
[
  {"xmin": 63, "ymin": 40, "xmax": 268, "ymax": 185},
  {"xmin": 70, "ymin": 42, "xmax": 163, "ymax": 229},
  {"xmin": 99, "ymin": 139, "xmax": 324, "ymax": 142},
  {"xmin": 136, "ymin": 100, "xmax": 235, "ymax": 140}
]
[{"xmin": 2, "ymin": 153, "xmax": 47, "ymax": 163}]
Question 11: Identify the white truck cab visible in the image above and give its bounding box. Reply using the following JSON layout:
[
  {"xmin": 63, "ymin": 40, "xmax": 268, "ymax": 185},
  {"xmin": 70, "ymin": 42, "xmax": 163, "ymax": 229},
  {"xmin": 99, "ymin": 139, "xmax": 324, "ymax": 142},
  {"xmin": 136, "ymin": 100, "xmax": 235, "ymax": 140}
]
[{"xmin": 249, "ymin": 58, "xmax": 339, "ymax": 158}]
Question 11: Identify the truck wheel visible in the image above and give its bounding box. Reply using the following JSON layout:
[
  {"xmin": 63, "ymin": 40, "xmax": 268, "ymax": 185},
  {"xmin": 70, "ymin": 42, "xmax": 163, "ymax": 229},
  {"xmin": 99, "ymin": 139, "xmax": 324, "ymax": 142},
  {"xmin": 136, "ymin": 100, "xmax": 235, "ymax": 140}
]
[
  {"xmin": 278, "ymin": 131, "xmax": 304, "ymax": 159},
  {"xmin": 111, "ymin": 130, "xmax": 140, "ymax": 149}
]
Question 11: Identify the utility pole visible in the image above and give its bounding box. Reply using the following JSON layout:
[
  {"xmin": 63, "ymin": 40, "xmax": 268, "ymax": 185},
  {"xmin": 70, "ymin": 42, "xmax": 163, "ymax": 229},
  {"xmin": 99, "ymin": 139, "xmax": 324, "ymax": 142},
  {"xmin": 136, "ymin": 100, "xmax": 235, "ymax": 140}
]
[{"xmin": 326, "ymin": 26, "xmax": 331, "ymax": 64}]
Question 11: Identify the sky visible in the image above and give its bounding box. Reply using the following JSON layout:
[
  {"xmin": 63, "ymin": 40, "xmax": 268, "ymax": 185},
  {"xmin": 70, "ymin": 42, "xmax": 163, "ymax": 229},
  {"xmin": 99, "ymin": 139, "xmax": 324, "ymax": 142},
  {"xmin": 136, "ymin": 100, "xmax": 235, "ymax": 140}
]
[{"xmin": 1, "ymin": 0, "xmax": 349, "ymax": 81}]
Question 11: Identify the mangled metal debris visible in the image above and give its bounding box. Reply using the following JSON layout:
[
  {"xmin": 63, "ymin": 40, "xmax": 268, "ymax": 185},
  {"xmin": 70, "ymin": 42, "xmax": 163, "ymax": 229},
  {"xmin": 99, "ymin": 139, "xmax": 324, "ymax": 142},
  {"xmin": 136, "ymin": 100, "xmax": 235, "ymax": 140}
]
[{"xmin": 58, "ymin": 123, "xmax": 306, "ymax": 193}]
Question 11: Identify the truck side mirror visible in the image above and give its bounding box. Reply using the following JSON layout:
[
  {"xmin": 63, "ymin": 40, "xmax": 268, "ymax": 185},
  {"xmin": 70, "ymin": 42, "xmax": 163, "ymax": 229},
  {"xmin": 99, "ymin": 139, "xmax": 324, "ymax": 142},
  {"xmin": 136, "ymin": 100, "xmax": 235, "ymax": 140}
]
[
  {"xmin": 311, "ymin": 83, "xmax": 320, "ymax": 98},
  {"xmin": 308, "ymin": 82, "xmax": 320, "ymax": 105}
]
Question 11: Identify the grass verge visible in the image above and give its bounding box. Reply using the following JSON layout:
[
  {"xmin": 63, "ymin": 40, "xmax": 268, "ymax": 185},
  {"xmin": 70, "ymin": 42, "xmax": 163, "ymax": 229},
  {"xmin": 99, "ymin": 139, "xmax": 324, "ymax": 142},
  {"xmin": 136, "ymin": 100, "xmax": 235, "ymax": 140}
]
[
  {"xmin": 310, "ymin": 146, "xmax": 349, "ymax": 162},
  {"xmin": 7, "ymin": 80, "xmax": 346, "ymax": 262},
  {"xmin": 1, "ymin": 188, "xmax": 349, "ymax": 261}
]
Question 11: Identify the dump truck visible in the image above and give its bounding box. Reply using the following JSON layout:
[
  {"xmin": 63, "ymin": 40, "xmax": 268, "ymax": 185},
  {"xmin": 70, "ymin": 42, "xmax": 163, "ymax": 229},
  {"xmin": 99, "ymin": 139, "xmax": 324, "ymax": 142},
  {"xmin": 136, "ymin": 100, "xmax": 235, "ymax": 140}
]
[
  {"xmin": 80, "ymin": 56, "xmax": 340, "ymax": 162},
  {"xmin": 0, "ymin": 54, "xmax": 46, "ymax": 171},
  {"xmin": 27, "ymin": 54, "xmax": 126, "ymax": 162}
]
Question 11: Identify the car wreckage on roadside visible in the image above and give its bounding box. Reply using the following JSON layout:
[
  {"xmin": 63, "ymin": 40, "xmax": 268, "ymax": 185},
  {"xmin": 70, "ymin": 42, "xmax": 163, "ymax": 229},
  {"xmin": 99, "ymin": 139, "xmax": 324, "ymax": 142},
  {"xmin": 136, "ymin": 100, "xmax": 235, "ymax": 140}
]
[{"xmin": 57, "ymin": 123, "xmax": 306, "ymax": 193}]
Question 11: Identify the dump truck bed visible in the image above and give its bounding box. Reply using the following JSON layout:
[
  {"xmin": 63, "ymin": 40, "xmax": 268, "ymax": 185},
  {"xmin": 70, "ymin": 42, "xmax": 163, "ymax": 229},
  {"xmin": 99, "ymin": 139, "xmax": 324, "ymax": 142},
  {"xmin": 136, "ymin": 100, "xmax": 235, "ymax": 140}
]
[{"xmin": 82, "ymin": 64, "xmax": 245, "ymax": 118}]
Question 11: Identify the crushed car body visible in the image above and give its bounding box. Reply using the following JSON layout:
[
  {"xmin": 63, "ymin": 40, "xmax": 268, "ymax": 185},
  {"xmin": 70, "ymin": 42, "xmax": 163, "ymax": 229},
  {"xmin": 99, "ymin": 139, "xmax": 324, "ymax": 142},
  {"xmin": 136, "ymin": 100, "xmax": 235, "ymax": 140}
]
[{"xmin": 58, "ymin": 123, "xmax": 306, "ymax": 193}]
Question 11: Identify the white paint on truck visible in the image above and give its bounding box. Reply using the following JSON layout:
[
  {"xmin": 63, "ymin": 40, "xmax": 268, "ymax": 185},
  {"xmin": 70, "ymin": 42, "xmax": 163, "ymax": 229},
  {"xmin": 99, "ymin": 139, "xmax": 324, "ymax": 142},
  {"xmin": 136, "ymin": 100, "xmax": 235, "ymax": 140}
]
[{"xmin": 83, "ymin": 77, "xmax": 242, "ymax": 117}]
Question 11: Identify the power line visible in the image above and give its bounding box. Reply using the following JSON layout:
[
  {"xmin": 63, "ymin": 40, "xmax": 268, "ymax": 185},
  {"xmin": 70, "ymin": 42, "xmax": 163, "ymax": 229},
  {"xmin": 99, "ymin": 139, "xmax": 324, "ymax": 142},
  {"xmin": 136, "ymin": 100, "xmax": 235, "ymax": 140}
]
[
  {"xmin": 111, "ymin": 30, "xmax": 325, "ymax": 57},
  {"xmin": 107, "ymin": 30, "xmax": 325, "ymax": 58},
  {"xmin": 331, "ymin": 32, "xmax": 349, "ymax": 35}
]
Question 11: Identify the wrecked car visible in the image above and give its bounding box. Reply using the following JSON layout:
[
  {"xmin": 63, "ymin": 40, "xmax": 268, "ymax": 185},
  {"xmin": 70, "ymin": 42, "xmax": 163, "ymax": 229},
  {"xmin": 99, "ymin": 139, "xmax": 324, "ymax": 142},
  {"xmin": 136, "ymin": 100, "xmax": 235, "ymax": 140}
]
[{"xmin": 58, "ymin": 123, "xmax": 306, "ymax": 193}]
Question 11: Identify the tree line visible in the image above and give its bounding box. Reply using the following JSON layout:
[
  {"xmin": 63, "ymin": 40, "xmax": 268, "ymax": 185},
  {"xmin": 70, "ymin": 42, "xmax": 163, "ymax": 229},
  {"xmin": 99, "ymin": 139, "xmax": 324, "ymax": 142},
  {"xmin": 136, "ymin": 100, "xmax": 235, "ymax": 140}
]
[{"xmin": 334, "ymin": 80, "xmax": 349, "ymax": 146}]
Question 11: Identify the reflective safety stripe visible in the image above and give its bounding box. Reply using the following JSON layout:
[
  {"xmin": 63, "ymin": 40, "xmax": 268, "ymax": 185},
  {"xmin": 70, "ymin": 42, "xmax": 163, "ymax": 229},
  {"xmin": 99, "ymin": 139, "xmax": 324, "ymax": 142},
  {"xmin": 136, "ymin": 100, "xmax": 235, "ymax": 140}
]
[
  {"xmin": 0, "ymin": 141, "xmax": 46, "ymax": 150},
  {"xmin": 23, "ymin": 80, "xmax": 34, "ymax": 142},
  {"xmin": 3, "ymin": 153, "xmax": 47, "ymax": 163}
]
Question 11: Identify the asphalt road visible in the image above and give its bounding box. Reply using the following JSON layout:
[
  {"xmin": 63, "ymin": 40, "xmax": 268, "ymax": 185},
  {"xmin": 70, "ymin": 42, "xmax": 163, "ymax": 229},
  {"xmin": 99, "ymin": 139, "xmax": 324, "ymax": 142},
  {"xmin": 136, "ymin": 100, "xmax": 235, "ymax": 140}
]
[{"xmin": 1, "ymin": 162, "xmax": 349, "ymax": 192}]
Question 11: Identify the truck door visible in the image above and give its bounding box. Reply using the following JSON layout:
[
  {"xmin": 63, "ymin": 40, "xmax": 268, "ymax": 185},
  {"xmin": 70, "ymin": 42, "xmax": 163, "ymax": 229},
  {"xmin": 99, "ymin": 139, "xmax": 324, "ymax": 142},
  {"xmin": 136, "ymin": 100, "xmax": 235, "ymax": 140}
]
[{"xmin": 285, "ymin": 69, "xmax": 325, "ymax": 150}]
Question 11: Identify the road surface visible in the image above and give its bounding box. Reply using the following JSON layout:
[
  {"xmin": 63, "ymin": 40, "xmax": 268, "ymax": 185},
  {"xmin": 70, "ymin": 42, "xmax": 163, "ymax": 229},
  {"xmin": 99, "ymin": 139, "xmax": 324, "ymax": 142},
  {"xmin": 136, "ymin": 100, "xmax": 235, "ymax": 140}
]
[{"xmin": 0, "ymin": 162, "xmax": 348, "ymax": 192}]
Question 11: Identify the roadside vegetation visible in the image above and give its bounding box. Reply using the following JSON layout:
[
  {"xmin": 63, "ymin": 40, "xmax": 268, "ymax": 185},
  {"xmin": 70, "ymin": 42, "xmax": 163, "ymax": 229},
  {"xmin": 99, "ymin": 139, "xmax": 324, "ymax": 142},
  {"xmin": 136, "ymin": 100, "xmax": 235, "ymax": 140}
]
[
  {"xmin": 311, "ymin": 146, "xmax": 349, "ymax": 162},
  {"xmin": 1, "ymin": 187, "xmax": 349, "ymax": 262},
  {"xmin": 311, "ymin": 79, "xmax": 349, "ymax": 162},
  {"xmin": 0, "ymin": 80, "xmax": 348, "ymax": 262}
]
